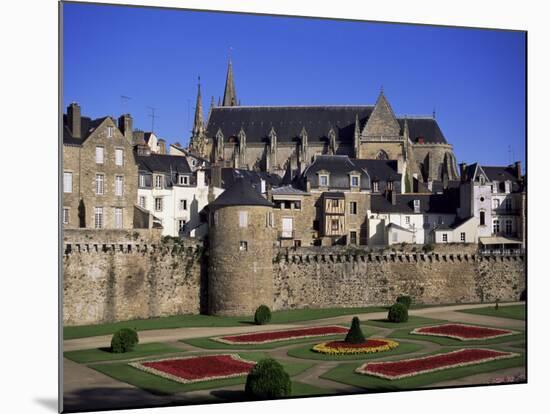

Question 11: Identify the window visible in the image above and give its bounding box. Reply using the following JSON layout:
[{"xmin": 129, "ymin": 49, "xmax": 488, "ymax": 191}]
[
  {"xmin": 282, "ymin": 217, "xmax": 293, "ymax": 238},
  {"xmin": 63, "ymin": 208, "xmax": 69, "ymax": 225},
  {"xmin": 94, "ymin": 207, "xmax": 103, "ymax": 229},
  {"xmin": 139, "ymin": 174, "xmax": 146, "ymax": 188},
  {"xmin": 331, "ymin": 219, "xmax": 339, "ymax": 231},
  {"xmin": 114, "ymin": 208, "xmax": 123, "ymax": 229},
  {"xmin": 504, "ymin": 181, "xmax": 511, "ymax": 194},
  {"xmin": 319, "ymin": 174, "xmax": 329, "ymax": 187},
  {"xmin": 179, "ymin": 175, "xmax": 189, "ymax": 185},
  {"xmin": 442, "ymin": 233, "xmax": 448, "ymax": 242},
  {"xmin": 350, "ymin": 175, "xmax": 359, "ymax": 187},
  {"xmin": 139, "ymin": 196, "xmax": 146, "ymax": 208},
  {"xmin": 239, "ymin": 211, "xmax": 248, "ymax": 228},
  {"xmin": 95, "ymin": 146, "xmax": 104, "ymax": 164},
  {"xmin": 493, "ymin": 219, "xmax": 500, "ymax": 234},
  {"xmin": 266, "ymin": 211, "xmax": 274, "ymax": 227},
  {"xmin": 95, "ymin": 174, "xmax": 104, "ymax": 195},
  {"xmin": 63, "ymin": 172, "xmax": 72, "ymax": 193},
  {"xmin": 480, "ymin": 211, "xmax": 485, "ymax": 226},
  {"xmin": 107, "ymin": 126, "xmax": 113, "ymax": 138},
  {"xmin": 372, "ymin": 181, "xmax": 379, "ymax": 192},
  {"xmin": 294, "ymin": 240, "xmax": 302, "ymax": 248},
  {"xmin": 505, "ymin": 219, "xmax": 513, "ymax": 235},
  {"xmin": 405, "ymin": 216, "xmax": 410, "ymax": 225},
  {"xmin": 155, "ymin": 197, "xmax": 163, "ymax": 212},
  {"xmin": 192, "ymin": 159, "xmax": 196, "ymax": 166},
  {"xmin": 115, "ymin": 176, "xmax": 123, "ymax": 196},
  {"xmin": 294, "ymin": 200, "xmax": 301, "ymax": 210},
  {"xmin": 239, "ymin": 241, "xmax": 248, "ymax": 251},
  {"xmin": 349, "ymin": 201, "xmax": 357, "ymax": 215},
  {"xmin": 115, "ymin": 149, "xmax": 124, "ymax": 166},
  {"xmin": 492, "ymin": 182, "xmax": 498, "ymax": 193},
  {"xmin": 493, "ymin": 199, "xmax": 500, "ymax": 209},
  {"xmin": 179, "ymin": 199, "xmax": 188, "ymax": 211},
  {"xmin": 155, "ymin": 175, "xmax": 163, "ymax": 189},
  {"xmin": 178, "ymin": 219, "xmax": 186, "ymax": 231},
  {"xmin": 387, "ymin": 181, "xmax": 394, "ymax": 191},
  {"xmin": 505, "ymin": 198, "xmax": 512, "ymax": 211},
  {"xmin": 413, "ymin": 199, "xmax": 420, "ymax": 213},
  {"xmin": 349, "ymin": 231, "xmax": 357, "ymax": 245},
  {"xmin": 460, "ymin": 232, "xmax": 466, "ymax": 242}
]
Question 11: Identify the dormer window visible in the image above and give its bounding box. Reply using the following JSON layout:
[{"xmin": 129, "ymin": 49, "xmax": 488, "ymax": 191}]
[
  {"xmin": 350, "ymin": 175, "xmax": 360, "ymax": 188},
  {"xmin": 387, "ymin": 181, "xmax": 394, "ymax": 191},
  {"xmin": 155, "ymin": 175, "xmax": 163, "ymax": 189},
  {"xmin": 179, "ymin": 175, "xmax": 189, "ymax": 185},
  {"xmin": 504, "ymin": 181, "xmax": 511, "ymax": 194},
  {"xmin": 492, "ymin": 182, "xmax": 498, "ymax": 193},
  {"xmin": 479, "ymin": 176, "xmax": 485, "ymax": 185},
  {"xmin": 372, "ymin": 181, "xmax": 379, "ymax": 192},
  {"xmin": 319, "ymin": 174, "xmax": 329, "ymax": 187},
  {"xmin": 413, "ymin": 199, "xmax": 420, "ymax": 213}
]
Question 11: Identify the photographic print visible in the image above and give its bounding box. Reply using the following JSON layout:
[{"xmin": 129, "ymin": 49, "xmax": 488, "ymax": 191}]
[{"xmin": 61, "ymin": 1, "xmax": 526, "ymax": 412}]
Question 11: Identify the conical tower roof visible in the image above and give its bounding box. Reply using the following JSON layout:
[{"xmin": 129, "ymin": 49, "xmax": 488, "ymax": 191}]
[
  {"xmin": 222, "ymin": 59, "xmax": 237, "ymax": 107},
  {"xmin": 192, "ymin": 77, "xmax": 204, "ymax": 136},
  {"xmin": 210, "ymin": 178, "xmax": 272, "ymax": 207}
]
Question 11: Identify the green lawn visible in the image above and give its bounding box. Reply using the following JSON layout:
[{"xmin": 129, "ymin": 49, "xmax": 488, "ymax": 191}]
[
  {"xmin": 290, "ymin": 381, "xmax": 331, "ymax": 397},
  {"xmin": 458, "ymin": 304, "xmax": 526, "ymax": 321},
  {"xmin": 286, "ymin": 341, "xmax": 424, "ymax": 361},
  {"xmin": 183, "ymin": 326, "xmax": 380, "ymax": 350},
  {"xmin": 64, "ymin": 307, "xmax": 389, "ymax": 340},
  {"xmin": 321, "ymin": 347, "xmax": 525, "ymax": 390},
  {"xmin": 64, "ymin": 342, "xmax": 184, "ymax": 364},
  {"xmin": 362, "ymin": 316, "xmax": 445, "ymax": 330},
  {"xmin": 390, "ymin": 327, "xmax": 525, "ymax": 346},
  {"xmin": 91, "ymin": 351, "xmax": 313, "ymax": 395}
]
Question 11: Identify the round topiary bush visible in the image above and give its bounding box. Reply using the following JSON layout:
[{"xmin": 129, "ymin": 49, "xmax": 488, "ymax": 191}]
[
  {"xmin": 345, "ymin": 316, "xmax": 366, "ymax": 344},
  {"xmin": 387, "ymin": 303, "xmax": 409, "ymax": 323},
  {"xmin": 245, "ymin": 358, "xmax": 291, "ymax": 399},
  {"xmin": 254, "ymin": 305, "xmax": 272, "ymax": 325},
  {"xmin": 111, "ymin": 328, "xmax": 139, "ymax": 353},
  {"xmin": 396, "ymin": 295, "xmax": 412, "ymax": 309}
]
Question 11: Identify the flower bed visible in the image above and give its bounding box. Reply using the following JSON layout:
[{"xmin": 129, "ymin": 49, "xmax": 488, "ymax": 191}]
[
  {"xmin": 129, "ymin": 354, "xmax": 256, "ymax": 384},
  {"xmin": 410, "ymin": 323, "xmax": 518, "ymax": 341},
  {"xmin": 214, "ymin": 325, "xmax": 349, "ymax": 345},
  {"xmin": 356, "ymin": 348, "xmax": 519, "ymax": 380},
  {"xmin": 313, "ymin": 339, "xmax": 399, "ymax": 355}
]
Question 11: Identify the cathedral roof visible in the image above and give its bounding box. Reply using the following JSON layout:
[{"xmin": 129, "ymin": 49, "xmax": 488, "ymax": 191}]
[
  {"xmin": 210, "ymin": 177, "xmax": 273, "ymax": 208},
  {"xmin": 205, "ymin": 106, "xmax": 448, "ymax": 145}
]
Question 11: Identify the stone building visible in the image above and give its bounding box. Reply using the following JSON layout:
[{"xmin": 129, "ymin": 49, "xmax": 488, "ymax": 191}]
[
  {"xmin": 208, "ymin": 178, "xmax": 275, "ymax": 316},
  {"xmin": 63, "ymin": 103, "xmax": 138, "ymax": 229}
]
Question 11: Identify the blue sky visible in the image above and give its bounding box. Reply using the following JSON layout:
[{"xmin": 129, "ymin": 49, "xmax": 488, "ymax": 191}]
[{"xmin": 63, "ymin": 2, "xmax": 526, "ymax": 168}]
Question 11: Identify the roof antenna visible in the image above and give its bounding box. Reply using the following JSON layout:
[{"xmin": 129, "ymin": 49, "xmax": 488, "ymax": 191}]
[
  {"xmin": 432, "ymin": 108, "xmax": 436, "ymax": 119},
  {"xmin": 147, "ymin": 106, "xmax": 159, "ymax": 132},
  {"xmin": 508, "ymin": 145, "xmax": 512, "ymax": 164}
]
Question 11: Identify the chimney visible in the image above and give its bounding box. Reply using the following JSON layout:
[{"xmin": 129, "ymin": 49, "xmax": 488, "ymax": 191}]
[
  {"xmin": 514, "ymin": 161, "xmax": 522, "ymax": 179},
  {"xmin": 459, "ymin": 163, "xmax": 467, "ymax": 180},
  {"xmin": 67, "ymin": 102, "xmax": 81, "ymax": 138},
  {"xmin": 266, "ymin": 184, "xmax": 273, "ymax": 202},
  {"xmin": 196, "ymin": 169, "xmax": 206, "ymax": 187},
  {"xmin": 118, "ymin": 114, "xmax": 133, "ymax": 141},
  {"xmin": 158, "ymin": 139, "xmax": 166, "ymax": 154},
  {"xmin": 211, "ymin": 164, "xmax": 222, "ymax": 188},
  {"xmin": 391, "ymin": 190, "xmax": 397, "ymax": 205}
]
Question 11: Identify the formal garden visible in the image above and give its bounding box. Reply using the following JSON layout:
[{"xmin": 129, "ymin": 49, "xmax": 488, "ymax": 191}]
[{"xmin": 63, "ymin": 299, "xmax": 526, "ymax": 405}]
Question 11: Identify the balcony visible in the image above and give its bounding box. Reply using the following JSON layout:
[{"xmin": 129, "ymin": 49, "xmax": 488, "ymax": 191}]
[{"xmin": 278, "ymin": 230, "xmax": 295, "ymax": 239}]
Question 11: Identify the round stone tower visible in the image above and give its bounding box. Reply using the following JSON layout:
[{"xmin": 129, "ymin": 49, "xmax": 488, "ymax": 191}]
[{"xmin": 208, "ymin": 178, "xmax": 275, "ymax": 316}]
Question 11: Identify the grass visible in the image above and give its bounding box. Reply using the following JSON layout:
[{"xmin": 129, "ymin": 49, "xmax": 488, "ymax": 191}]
[
  {"xmin": 362, "ymin": 316, "xmax": 445, "ymax": 329},
  {"xmin": 182, "ymin": 326, "xmax": 380, "ymax": 350},
  {"xmin": 321, "ymin": 347, "xmax": 525, "ymax": 391},
  {"xmin": 458, "ymin": 304, "xmax": 526, "ymax": 321},
  {"xmin": 91, "ymin": 351, "xmax": 314, "ymax": 395},
  {"xmin": 390, "ymin": 327, "xmax": 525, "ymax": 346},
  {"xmin": 63, "ymin": 342, "xmax": 184, "ymax": 364},
  {"xmin": 286, "ymin": 341, "xmax": 424, "ymax": 361},
  {"xmin": 64, "ymin": 306, "xmax": 390, "ymax": 340},
  {"xmin": 290, "ymin": 381, "xmax": 331, "ymax": 397}
]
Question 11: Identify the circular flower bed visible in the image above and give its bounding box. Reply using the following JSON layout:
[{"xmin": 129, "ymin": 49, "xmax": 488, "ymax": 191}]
[{"xmin": 312, "ymin": 338, "xmax": 399, "ymax": 355}]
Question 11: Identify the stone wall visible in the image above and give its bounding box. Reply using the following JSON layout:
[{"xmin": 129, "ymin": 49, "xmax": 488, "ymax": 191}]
[
  {"xmin": 63, "ymin": 229, "xmax": 205, "ymax": 326},
  {"xmin": 273, "ymin": 246, "xmax": 525, "ymax": 310}
]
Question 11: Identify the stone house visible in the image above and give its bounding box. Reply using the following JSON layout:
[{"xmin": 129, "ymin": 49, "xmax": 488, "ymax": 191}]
[{"xmin": 62, "ymin": 103, "xmax": 138, "ymax": 230}]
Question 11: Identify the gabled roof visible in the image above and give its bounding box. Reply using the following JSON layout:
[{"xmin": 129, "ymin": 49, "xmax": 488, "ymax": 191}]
[
  {"xmin": 136, "ymin": 153, "xmax": 191, "ymax": 174},
  {"xmin": 210, "ymin": 178, "xmax": 273, "ymax": 208},
  {"xmin": 371, "ymin": 193, "xmax": 457, "ymax": 214},
  {"xmin": 303, "ymin": 155, "xmax": 371, "ymax": 190},
  {"xmin": 63, "ymin": 115, "xmax": 110, "ymax": 146},
  {"xmin": 482, "ymin": 166, "xmax": 520, "ymax": 182}
]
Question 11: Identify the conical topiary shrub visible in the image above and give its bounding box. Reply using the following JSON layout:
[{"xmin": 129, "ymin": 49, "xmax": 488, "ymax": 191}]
[{"xmin": 344, "ymin": 316, "xmax": 366, "ymax": 344}]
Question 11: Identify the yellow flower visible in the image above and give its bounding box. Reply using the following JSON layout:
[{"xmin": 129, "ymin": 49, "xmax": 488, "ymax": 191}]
[{"xmin": 312, "ymin": 339, "xmax": 399, "ymax": 355}]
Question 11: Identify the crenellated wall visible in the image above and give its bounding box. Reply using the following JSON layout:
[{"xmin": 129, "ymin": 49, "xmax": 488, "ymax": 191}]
[{"xmin": 273, "ymin": 247, "xmax": 525, "ymax": 310}]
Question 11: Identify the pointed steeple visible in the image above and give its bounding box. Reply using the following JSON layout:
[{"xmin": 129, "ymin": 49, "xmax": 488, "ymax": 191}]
[
  {"xmin": 192, "ymin": 76, "xmax": 204, "ymax": 138},
  {"xmin": 362, "ymin": 90, "xmax": 401, "ymax": 139},
  {"xmin": 222, "ymin": 59, "xmax": 238, "ymax": 107}
]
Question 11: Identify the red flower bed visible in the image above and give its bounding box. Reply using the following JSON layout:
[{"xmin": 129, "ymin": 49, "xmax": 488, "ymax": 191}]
[
  {"xmin": 356, "ymin": 348, "xmax": 519, "ymax": 380},
  {"xmin": 411, "ymin": 323, "xmax": 518, "ymax": 341},
  {"xmin": 129, "ymin": 354, "xmax": 256, "ymax": 384},
  {"xmin": 215, "ymin": 325, "xmax": 348, "ymax": 344}
]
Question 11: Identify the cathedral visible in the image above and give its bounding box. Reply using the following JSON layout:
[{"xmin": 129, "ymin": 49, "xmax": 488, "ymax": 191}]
[{"xmin": 189, "ymin": 60, "xmax": 459, "ymax": 189}]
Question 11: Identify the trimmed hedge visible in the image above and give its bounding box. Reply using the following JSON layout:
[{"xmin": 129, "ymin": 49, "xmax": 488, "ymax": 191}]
[
  {"xmin": 345, "ymin": 316, "xmax": 366, "ymax": 344},
  {"xmin": 387, "ymin": 303, "xmax": 409, "ymax": 323},
  {"xmin": 110, "ymin": 328, "xmax": 139, "ymax": 353},
  {"xmin": 245, "ymin": 358, "xmax": 291, "ymax": 399},
  {"xmin": 254, "ymin": 305, "xmax": 272, "ymax": 325},
  {"xmin": 396, "ymin": 295, "xmax": 412, "ymax": 309}
]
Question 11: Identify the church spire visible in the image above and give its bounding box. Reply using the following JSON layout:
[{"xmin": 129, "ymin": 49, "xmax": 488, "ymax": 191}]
[
  {"xmin": 222, "ymin": 58, "xmax": 238, "ymax": 106},
  {"xmin": 192, "ymin": 76, "xmax": 204, "ymax": 138}
]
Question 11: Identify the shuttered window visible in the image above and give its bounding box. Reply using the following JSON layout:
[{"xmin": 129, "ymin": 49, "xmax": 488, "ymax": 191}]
[
  {"xmin": 63, "ymin": 172, "xmax": 72, "ymax": 193},
  {"xmin": 115, "ymin": 176, "xmax": 123, "ymax": 196},
  {"xmin": 95, "ymin": 146, "xmax": 104, "ymax": 164},
  {"xmin": 115, "ymin": 149, "xmax": 124, "ymax": 166}
]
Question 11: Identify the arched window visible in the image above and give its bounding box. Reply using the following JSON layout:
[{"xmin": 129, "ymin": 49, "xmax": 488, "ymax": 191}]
[{"xmin": 376, "ymin": 150, "xmax": 389, "ymax": 160}]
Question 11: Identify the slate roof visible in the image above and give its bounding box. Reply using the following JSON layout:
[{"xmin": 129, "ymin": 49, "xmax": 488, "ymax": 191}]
[
  {"xmin": 63, "ymin": 115, "xmax": 109, "ymax": 145},
  {"xmin": 210, "ymin": 178, "xmax": 273, "ymax": 208},
  {"xmin": 136, "ymin": 153, "xmax": 192, "ymax": 174},
  {"xmin": 272, "ymin": 185, "xmax": 309, "ymax": 196},
  {"xmin": 371, "ymin": 193, "xmax": 457, "ymax": 214},
  {"xmin": 218, "ymin": 168, "xmax": 282, "ymax": 190},
  {"xmin": 206, "ymin": 106, "xmax": 447, "ymax": 145},
  {"xmin": 482, "ymin": 166, "xmax": 520, "ymax": 182},
  {"xmin": 303, "ymin": 155, "xmax": 371, "ymax": 190},
  {"xmin": 352, "ymin": 159, "xmax": 401, "ymax": 181}
]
